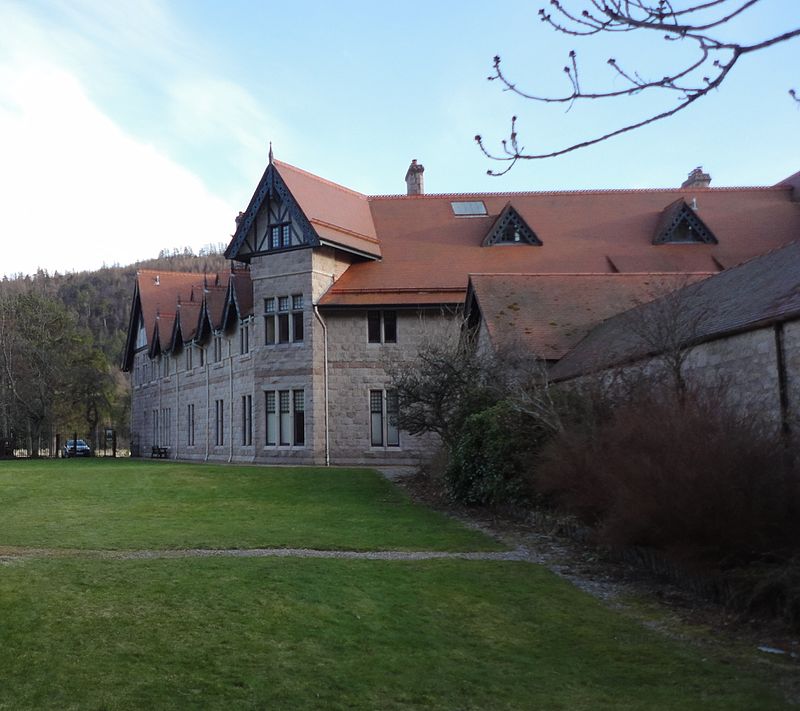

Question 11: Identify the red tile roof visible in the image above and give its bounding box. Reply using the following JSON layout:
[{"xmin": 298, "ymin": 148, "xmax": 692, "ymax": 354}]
[
  {"xmin": 550, "ymin": 240, "xmax": 800, "ymax": 381},
  {"xmin": 136, "ymin": 270, "xmax": 205, "ymax": 349},
  {"xmin": 469, "ymin": 273, "xmax": 713, "ymax": 360},
  {"xmin": 316, "ymin": 183, "xmax": 799, "ymax": 307},
  {"xmin": 132, "ymin": 269, "xmax": 254, "ymax": 359},
  {"xmin": 275, "ymin": 160, "xmax": 381, "ymax": 258}
]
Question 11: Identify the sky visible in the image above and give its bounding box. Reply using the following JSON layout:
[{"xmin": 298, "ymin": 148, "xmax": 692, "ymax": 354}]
[{"xmin": 0, "ymin": 0, "xmax": 798, "ymax": 277}]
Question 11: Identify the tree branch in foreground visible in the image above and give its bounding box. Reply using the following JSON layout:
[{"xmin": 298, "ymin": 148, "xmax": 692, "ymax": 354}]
[{"xmin": 476, "ymin": 1, "xmax": 800, "ymax": 174}]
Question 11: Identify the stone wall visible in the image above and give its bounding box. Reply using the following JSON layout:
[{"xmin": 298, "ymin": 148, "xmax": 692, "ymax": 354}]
[
  {"xmin": 129, "ymin": 246, "xmax": 457, "ymax": 466},
  {"xmin": 324, "ymin": 307, "xmax": 459, "ymax": 465},
  {"xmin": 572, "ymin": 318, "xmax": 800, "ymax": 440}
]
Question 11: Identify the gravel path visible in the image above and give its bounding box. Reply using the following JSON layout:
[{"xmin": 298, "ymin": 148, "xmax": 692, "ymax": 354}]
[{"xmin": 0, "ymin": 546, "xmax": 528, "ymax": 562}]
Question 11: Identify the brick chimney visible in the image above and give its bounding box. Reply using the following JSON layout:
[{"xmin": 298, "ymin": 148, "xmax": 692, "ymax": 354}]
[
  {"xmin": 405, "ymin": 159, "xmax": 425, "ymax": 195},
  {"xmin": 681, "ymin": 167, "xmax": 711, "ymax": 189}
]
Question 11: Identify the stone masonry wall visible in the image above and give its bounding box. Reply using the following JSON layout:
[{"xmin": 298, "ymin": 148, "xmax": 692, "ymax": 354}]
[
  {"xmin": 572, "ymin": 319, "xmax": 800, "ymax": 441},
  {"xmin": 323, "ymin": 307, "xmax": 459, "ymax": 465}
]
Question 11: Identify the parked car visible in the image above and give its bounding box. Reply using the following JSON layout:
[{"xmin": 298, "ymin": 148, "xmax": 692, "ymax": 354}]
[{"xmin": 63, "ymin": 439, "xmax": 92, "ymax": 458}]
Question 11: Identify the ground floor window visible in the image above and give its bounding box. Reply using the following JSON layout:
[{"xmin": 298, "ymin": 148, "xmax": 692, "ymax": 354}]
[
  {"xmin": 214, "ymin": 399, "xmax": 224, "ymax": 446},
  {"xmin": 241, "ymin": 394, "xmax": 253, "ymax": 446},
  {"xmin": 160, "ymin": 408, "xmax": 172, "ymax": 446},
  {"xmin": 187, "ymin": 403, "xmax": 195, "ymax": 446},
  {"xmin": 265, "ymin": 389, "xmax": 304, "ymax": 447},
  {"xmin": 370, "ymin": 389, "xmax": 399, "ymax": 447}
]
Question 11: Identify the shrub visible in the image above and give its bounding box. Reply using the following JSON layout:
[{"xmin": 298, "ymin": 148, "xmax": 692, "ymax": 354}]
[
  {"xmin": 445, "ymin": 401, "xmax": 548, "ymax": 507},
  {"xmin": 536, "ymin": 389, "xmax": 800, "ymax": 567}
]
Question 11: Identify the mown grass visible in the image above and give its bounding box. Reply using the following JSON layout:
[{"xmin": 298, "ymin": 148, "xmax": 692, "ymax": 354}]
[
  {"xmin": 0, "ymin": 459, "xmax": 790, "ymax": 709},
  {"xmin": 0, "ymin": 459, "xmax": 500, "ymax": 551},
  {"xmin": 0, "ymin": 556, "xmax": 789, "ymax": 711}
]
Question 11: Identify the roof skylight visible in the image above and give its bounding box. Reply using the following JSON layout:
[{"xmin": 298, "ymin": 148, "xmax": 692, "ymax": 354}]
[{"xmin": 451, "ymin": 201, "xmax": 487, "ymax": 216}]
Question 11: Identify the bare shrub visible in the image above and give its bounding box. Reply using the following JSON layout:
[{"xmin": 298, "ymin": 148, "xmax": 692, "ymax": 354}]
[{"xmin": 536, "ymin": 387, "xmax": 800, "ymax": 567}]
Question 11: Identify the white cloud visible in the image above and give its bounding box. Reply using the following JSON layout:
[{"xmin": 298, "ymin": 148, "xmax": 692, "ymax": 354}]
[{"xmin": 0, "ymin": 61, "xmax": 237, "ymax": 277}]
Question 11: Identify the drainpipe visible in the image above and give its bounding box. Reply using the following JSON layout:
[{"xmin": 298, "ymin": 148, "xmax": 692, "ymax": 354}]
[
  {"xmin": 228, "ymin": 343, "xmax": 234, "ymax": 463},
  {"xmin": 204, "ymin": 348, "xmax": 210, "ymax": 461},
  {"xmin": 313, "ymin": 305, "xmax": 330, "ymax": 466},
  {"xmin": 174, "ymin": 357, "xmax": 179, "ymax": 460}
]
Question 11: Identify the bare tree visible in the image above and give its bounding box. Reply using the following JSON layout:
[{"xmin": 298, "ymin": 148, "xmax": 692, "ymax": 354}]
[
  {"xmin": 623, "ymin": 276, "xmax": 711, "ymax": 403},
  {"xmin": 476, "ymin": 1, "xmax": 800, "ymax": 173},
  {"xmin": 390, "ymin": 339, "xmax": 497, "ymax": 447}
]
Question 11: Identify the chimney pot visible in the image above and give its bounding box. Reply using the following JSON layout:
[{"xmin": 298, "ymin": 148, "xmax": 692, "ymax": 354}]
[
  {"xmin": 681, "ymin": 166, "xmax": 711, "ymax": 189},
  {"xmin": 405, "ymin": 159, "xmax": 425, "ymax": 196}
]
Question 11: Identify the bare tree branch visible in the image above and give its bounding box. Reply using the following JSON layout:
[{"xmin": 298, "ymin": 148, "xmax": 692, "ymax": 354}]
[{"xmin": 477, "ymin": 0, "xmax": 800, "ymax": 173}]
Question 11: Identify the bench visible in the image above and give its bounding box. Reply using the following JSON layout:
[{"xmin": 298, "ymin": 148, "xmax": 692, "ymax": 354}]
[{"xmin": 151, "ymin": 446, "xmax": 170, "ymax": 459}]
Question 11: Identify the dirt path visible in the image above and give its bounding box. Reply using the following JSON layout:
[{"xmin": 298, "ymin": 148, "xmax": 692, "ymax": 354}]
[{"xmin": 0, "ymin": 546, "xmax": 528, "ymax": 562}]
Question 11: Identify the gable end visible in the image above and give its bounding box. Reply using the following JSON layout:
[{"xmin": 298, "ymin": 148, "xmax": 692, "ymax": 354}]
[{"xmin": 225, "ymin": 163, "xmax": 321, "ymax": 261}]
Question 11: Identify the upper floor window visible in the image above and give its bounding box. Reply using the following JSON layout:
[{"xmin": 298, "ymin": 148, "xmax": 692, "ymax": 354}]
[
  {"xmin": 239, "ymin": 321, "xmax": 250, "ymax": 355},
  {"xmin": 269, "ymin": 223, "xmax": 292, "ymax": 250},
  {"xmin": 368, "ymin": 310, "xmax": 397, "ymax": 344},
  {"xmin": 185, "ymin": 345, "xmax": 193, "ymax": 370},
  {"xmin": 265, "ymin": 294, "xmax": 304, "ymax": 345},
  {"xmin": 213, "ymin": 335, "xmax": 224, "ymax": 363}
]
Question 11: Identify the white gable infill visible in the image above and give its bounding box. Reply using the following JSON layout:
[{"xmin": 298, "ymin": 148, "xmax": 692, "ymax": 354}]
[{"xmin": 225, "ymin": 162, "xmax": 320, "ymax": 261}]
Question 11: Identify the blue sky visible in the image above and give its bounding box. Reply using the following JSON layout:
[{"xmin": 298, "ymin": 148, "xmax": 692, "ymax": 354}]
[{"xmin": 1, "ymin": 0, "xmax": 798, "ymax": 276}]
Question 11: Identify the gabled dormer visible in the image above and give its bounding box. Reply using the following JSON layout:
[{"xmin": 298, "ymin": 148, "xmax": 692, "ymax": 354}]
[
  {"xmin": 483, "ymin": 203, "xmax": 542, "ymax": 246},
  {"xmin": 653, "ymin": 199, "xmax": 717, "ymax": 245},
  {"xmin": 225, "ymin": 158, "xmax": 321, "ymax": 263}
]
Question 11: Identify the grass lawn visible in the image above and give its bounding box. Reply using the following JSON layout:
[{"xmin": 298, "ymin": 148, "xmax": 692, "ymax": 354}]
[
  {"xmin": 0, "ymin": 459, "xmax": 791, "ymax": 709},
  {"xmin": 0, "ymin": 459, "xmax": 500, "ymax": 551},
  {"xmin": 0, "ymin": 556, "xmax": 789, "ymax": 711}
]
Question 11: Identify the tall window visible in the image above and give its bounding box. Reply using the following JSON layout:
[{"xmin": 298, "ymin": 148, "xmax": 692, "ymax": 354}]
[
  {"xmin": 279, "ymin": 390, "xmax": 291, "ymax": 445},
  {"xmin": 292, "ymin": 295, "xmax": 304, "ymax": 342},
  {"xmin": 265, "ymin": 389, "xmax": 305, "ymax": 447},
  {"xmin": 187, "ymin": 403, "xmax": 195, "ymax": 446},
  {"xmin": 367, "ymin": 310, "xmax": 397, "ymax": 344},
  {"xmin": 278, "ymin": 297, "xmax": 290, "ymax": 344},
  {"xmin": 241, "ymin": 394, "xmax": 252, "ymax": 446},
  {"xmin": 239, "ymin": 321, "xmax": 250, "ymax": 355},
  {"xmin": 293, "ymin": 390, "xmax": 305, "ymax": 446},
  {"xmin": 213, "ymin": 335, "xmax": 223, "ymax": 363},
  {"xmin": 265, "ymin": 294, "xmax": 304, "ymax": 345},
  {"xmin": 264, "ymin": 298, "xmax": 276, "ymax": 345},
  {"xmin": 186, "ymin": 345, "xmax": 193, "ymax": 370},
  {"xmin": 160, "ymin": 408, "xmax": 172, "ymax": 446},
  {"xmin": 152, "ymin": 408, "xmax": 158, "ymax": 446},
  {"xmin": 214, "ymin": 399, "xmax": 224, "ymax": 446},
  {"xmin": 370, "ymin": 389, "xmax": 400, "ymax": 447},
  {"xmin": 265, "ymin": 391, "xmax": 277, "ymax": 445}
]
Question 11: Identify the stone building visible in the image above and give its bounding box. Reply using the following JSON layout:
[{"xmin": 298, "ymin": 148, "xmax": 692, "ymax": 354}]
[
  {"xmin": 549, "ymin": 239, "xmax": 800, "ymax": 441},
  {"xmin": 122, "ymin": 157, "xmax": 800, "ymax": 465}
]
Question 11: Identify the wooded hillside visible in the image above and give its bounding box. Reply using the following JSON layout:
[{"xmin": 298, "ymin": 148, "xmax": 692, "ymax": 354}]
[{"xmin": 0, "ymin": 249, "xmax": 229, "ymax": 455}]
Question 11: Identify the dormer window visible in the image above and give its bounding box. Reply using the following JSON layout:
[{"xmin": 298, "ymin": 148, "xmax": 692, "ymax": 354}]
[
  {"xmin": 653, "ymin": 199, "xmax": 717, "ymax": 245},
  {"xmin": 483, "ymin": 204, "xmax": 541, "ymax": 246}
]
